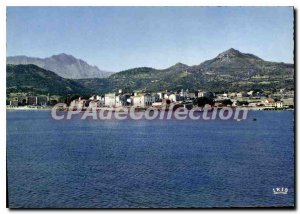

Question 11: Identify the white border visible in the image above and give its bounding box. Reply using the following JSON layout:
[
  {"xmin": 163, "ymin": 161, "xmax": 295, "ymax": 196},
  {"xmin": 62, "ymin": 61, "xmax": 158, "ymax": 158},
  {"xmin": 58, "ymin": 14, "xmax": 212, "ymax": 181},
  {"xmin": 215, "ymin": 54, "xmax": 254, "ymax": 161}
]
[{"xmin": 1, "ymin": 0, "xmax": 298, "ymax": 213}]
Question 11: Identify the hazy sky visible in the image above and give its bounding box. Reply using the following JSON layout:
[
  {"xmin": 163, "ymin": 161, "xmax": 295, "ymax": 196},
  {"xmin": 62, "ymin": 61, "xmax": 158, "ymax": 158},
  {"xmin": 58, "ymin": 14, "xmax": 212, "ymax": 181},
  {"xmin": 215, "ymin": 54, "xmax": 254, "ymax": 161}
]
[{"xmin": 7, "ymin": 7, "xmax": 294, "ymax": 72}]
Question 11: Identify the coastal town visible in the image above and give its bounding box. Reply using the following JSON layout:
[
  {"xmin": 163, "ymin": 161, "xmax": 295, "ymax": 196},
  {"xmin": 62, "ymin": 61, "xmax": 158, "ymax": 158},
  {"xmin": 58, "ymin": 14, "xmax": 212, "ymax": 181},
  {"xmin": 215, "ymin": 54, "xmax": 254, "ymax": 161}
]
[
  {"xmin": 6, "ymin": 88, "xmax": 294, "ymax": 111},
  {"xmin": 6, "ymin": 6, "xmax": 295, "ymax": 209}
]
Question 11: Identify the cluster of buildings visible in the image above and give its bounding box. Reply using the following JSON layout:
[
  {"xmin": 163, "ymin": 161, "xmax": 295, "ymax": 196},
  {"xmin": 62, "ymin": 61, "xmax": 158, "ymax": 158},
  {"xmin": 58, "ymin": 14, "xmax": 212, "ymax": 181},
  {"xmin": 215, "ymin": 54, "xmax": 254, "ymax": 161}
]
[
  {"xmin": 212, "ymin": 89, "xmax": 294, "ymax": 109},
  {"xmin": 68, "ymin": 88, "xmax": 294, "ymax": 110},
  {"xmin": 68, "ymin": 89, "xmax": 201, "ymax": 110},
  {"xmin": 6, "ymin": 88, "xmax": 294, "ymax": 110},
  {"xmin": 7, "ymin": 94, "xmax": 49, "ymax": 107}
]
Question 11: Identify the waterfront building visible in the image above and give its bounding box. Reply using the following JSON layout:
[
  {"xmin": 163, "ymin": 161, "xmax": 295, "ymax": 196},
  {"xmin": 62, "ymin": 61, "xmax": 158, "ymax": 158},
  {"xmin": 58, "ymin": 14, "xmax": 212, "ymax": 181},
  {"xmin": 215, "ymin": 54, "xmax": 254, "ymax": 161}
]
[
  {"xmin": 69, "ymin": 97, "xmax": 87, "ymax": 109},
  {"xmin": 27, "ymin": 96, "xmax": 37, "ymax": 105},
  {"xmin": 104, "ymin": 93, "xmax": 116, "ymax": 107},
  {"xmin": 132, "ymin": 93, "xmax": 156, "ymax": 108},
  {"xmin": 99, "ymin": 97, "xmax": 105, "ymax": 107},
  {"xmin": 115, "ymin": 94, "xmax": 131, "ymax": 107},
  {"xmin": 282, "ymin": 98, "xmax": 294, "ymax": 107},
  {"xmin": 263, "ymin": 98, "xmax": 275, "ymax": 107},
  {"xmin": 163, "ymin": 92, "xmax": 171, "ymax": 99},
  {"xmin": 17, "ymin": 96, "xmax": 27, "ymax": 105},
  {"xmin": 180, "ymin": 89, "xmax": 189, "ymax": 98},
  {"xmin": 9, "ymin": 100, "xmax": 18, "ymax": 107},
  {"xmin": 275, "ymin": 101, "xmax": 283, "ymax": 108},
  {"xmin": 36, "ymin": 96, "xmax": 48, "ymax": 106},
  {"xmin": 157, "ymin": 92, "xmax": 165, "ymax": 100},
  {"xmin": 169, "ymin": 94, "xmax": 180, "ymax": 103},
  {"xmin": 89, "ymin": 100, "xmax": 99, "ymax": 108}
]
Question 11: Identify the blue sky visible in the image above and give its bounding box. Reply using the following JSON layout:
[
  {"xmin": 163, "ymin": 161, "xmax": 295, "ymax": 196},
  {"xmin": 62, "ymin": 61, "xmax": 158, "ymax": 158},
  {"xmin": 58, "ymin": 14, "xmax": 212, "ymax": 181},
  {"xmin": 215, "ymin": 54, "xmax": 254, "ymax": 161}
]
[{"xmin": 7, "ymin": 7, "xmax": 294, "ymax": 72}]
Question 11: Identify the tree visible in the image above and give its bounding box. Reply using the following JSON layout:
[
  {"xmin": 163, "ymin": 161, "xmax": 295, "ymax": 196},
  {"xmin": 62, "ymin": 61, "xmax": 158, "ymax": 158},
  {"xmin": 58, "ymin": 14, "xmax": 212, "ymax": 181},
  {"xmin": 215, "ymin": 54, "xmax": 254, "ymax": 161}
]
[
  {"xmin": 193, "ymin": 97, "xmax": 214, "ymax": 107},
  {"xmin": 236, "ymin": 100, "xmax": 249, "ymax": 106},
  {"xmin": 221, "ymin": 99, "xmax": 233, "ymax": 106}
]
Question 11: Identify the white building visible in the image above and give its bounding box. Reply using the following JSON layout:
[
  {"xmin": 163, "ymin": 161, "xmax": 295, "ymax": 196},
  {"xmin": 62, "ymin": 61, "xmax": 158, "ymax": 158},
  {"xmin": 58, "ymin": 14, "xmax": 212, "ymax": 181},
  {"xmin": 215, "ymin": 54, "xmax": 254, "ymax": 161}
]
[
  {"xmin": 70, "ymin": 97, "xmax": 86, "ymax": 109},
  {"xmin": 180, "ymin": 89, "xmax": 189, "ymax": 98},
  {"xmin": 132, "ymin": 94, "xmax": 156, "ymax": 108},
  {"xmin": 263, "ymin": 98, "xmax": 275, "ymax": 107},
  {"xmin": 89, "ymin": 100, "xmax": 99, "ymax": 109},
  {"xmin": 188, "ymin": 93, "xmax": 196, "ymax": 99},
  {"xmin": 282, "ymin": 98, "xmax": 294, "ymax": 107},
  {"xmin": 198, "ymin": 91, "xmax": 207, "ymax": 97},
  {"xmin": 105, "ymin": 93, "xmax": 116, "ymax": 107},
  {"xmin": 169, "ymin": 94, "xmax": 179, "ymax": 103},
  {"xmin": 275, "ymin": 101, "xmax": 283, "ymax": 108},
  {"xmin": 163, "ymin": 93, "xmax": 171, "ymax": 99},
  {"xmin": 157, "ymin": 92, "xmax": 165, "ymax": 100}
]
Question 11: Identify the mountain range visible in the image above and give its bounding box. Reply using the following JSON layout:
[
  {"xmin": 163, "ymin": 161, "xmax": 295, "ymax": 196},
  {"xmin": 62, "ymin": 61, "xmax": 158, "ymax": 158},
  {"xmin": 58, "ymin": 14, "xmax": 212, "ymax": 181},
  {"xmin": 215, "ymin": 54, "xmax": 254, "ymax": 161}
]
[
  {"xmin": 7, "ymin": 48, "xmax": 294, "ymax": 97},
  {"xmin": 7, "ymin": 53, "xmax": 113, "ymax": 79}
]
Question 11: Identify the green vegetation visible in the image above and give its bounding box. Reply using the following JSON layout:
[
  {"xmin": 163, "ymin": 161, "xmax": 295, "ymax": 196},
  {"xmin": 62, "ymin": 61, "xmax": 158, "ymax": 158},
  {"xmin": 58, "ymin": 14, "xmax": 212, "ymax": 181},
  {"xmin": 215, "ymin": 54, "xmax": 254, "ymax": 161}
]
[
  {"xmin": 6, "ymin": 49, "xmax": 294, "ymax": 97},
  {"xmin": 221, "ymin": 99, "xmax": 233, "ymax": 106},
  {"xmin": 7, "ymin": 64, "xmax": 92, "ymax": 96},
  {"xmin": 193, "ymin": 97, "xmax": 215, "ymax": 107}
]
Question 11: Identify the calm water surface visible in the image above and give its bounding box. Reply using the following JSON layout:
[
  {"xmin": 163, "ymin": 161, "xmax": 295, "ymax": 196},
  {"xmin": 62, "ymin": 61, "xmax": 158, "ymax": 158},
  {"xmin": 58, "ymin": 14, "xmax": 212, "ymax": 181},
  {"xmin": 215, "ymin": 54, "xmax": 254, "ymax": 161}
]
[{"xmin": 7, "ymin": 110, "xmax": 294, "ymax": 208}]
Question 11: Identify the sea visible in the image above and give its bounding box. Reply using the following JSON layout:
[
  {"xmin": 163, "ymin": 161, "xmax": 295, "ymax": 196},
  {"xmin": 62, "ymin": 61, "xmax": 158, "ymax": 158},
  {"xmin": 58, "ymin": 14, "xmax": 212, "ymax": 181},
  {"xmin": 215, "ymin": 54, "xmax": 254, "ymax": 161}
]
[{"xmin": 7, "ymin": 110, "xmax": 294, "ymax": 208}]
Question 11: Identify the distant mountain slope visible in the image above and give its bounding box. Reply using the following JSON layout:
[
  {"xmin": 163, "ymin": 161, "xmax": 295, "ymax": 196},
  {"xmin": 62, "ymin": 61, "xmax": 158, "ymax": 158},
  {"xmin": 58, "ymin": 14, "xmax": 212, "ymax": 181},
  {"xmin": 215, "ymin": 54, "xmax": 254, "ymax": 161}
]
[
  {"xmin": 7, "ymin": 64, "xmax": 91, "ymax": 96},
  {"xmin": 101, "ymin": 48, "xmax": 293, "ymax": 92},
  {"xmin": 7, "ymin": 49, "xmax": 294, "ymax": 96},
  {"xmin": 195, "ymin": 48, "xmax": 294, "ymax": 91},
  {"xmin": 7, "ymin": 53, "xmax": 113, "ymax": 79}
]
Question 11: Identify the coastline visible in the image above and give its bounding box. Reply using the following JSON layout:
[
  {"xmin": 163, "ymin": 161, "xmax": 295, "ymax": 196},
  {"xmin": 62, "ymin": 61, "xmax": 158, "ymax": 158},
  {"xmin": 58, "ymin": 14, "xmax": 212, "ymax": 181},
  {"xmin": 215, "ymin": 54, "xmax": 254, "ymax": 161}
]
[{"xmin": 6, "ymin": 106, "xmax": 294, "ymax": 112}]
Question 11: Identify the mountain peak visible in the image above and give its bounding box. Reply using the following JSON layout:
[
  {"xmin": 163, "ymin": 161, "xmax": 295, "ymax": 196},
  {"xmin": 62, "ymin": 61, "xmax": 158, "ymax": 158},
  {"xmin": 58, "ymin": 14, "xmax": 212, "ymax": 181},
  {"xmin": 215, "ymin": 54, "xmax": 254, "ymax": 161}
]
[
  {"xmin": 168, "ymin": 62, "xmax": 189, "ymax": 70},
  {"xmin": 51, "ymin": 53, "xmax": 76, "ymax": 59},
  {"xmin": 215, "ymin": 48, "xmax": 262, "ymax": 62},
  {"xmin": 216, "ymin": 48, "xmax": 242, "ymax": 59},
  {"xmin": 57, "ymin": 53, "xmax": 72, "ymax": 57},
  {"xmin": 225, "ymin": 48, "xmax": 240, "ymax": 53}
]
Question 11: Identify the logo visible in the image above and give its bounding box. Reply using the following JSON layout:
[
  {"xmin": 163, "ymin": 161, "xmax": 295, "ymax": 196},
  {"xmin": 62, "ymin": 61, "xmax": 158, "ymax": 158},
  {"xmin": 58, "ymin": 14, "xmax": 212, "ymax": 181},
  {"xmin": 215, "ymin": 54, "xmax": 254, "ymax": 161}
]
[
  {"xmin": 51, "ymin": 103, "xmax": 249, "ymax": 121},
  {"xmin": 273, "ymin": 187, "xmax": 288, "ymax": 195}
]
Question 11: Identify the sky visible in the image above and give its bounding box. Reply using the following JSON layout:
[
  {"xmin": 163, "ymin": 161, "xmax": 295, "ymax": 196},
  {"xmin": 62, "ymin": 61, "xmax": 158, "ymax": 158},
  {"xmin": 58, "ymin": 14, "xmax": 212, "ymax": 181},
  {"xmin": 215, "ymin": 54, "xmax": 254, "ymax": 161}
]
[{"xmin": 7, "ymin": 7, "xmax": 294, "ymax": 72}]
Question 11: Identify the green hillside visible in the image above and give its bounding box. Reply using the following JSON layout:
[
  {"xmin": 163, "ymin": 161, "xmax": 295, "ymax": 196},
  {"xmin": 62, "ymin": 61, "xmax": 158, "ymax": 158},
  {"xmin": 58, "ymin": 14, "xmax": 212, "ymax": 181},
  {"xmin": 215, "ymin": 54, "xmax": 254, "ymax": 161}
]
[
  {"xmin": 7, "ymin": 49, "xmax": 294, "ymax": 96},
  {"xmin": 7, "ymin": 64, "xmax": 91, "ymax": 96}
]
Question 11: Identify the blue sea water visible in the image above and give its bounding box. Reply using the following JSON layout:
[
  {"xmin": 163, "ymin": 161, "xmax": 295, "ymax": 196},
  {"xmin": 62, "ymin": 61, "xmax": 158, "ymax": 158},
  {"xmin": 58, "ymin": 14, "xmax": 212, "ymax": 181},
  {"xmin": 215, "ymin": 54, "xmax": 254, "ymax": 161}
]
[{"xmin": 7, "ymin": 110, "xmax": 294, "ymax": 208}]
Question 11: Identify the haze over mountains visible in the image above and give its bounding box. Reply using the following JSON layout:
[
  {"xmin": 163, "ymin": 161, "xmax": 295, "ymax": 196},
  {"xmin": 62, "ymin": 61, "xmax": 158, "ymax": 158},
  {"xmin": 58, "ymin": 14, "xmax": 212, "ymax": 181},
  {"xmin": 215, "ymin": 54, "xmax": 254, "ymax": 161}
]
[
  {"xmin": 7, "ymin": 53, "xmax": 113, "ymax": 79},
  {"xmin": 7, "ymin": 48, "xmax": 294, "ymax": 96}
]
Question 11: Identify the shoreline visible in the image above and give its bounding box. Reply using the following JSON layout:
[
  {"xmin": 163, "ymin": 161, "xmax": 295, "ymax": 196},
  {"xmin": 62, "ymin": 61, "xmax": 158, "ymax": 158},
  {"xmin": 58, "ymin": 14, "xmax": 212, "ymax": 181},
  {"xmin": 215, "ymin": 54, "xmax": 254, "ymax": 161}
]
[{"xmin": 6, "ymin": 106, "xmax": 294, "ymax": 112}]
